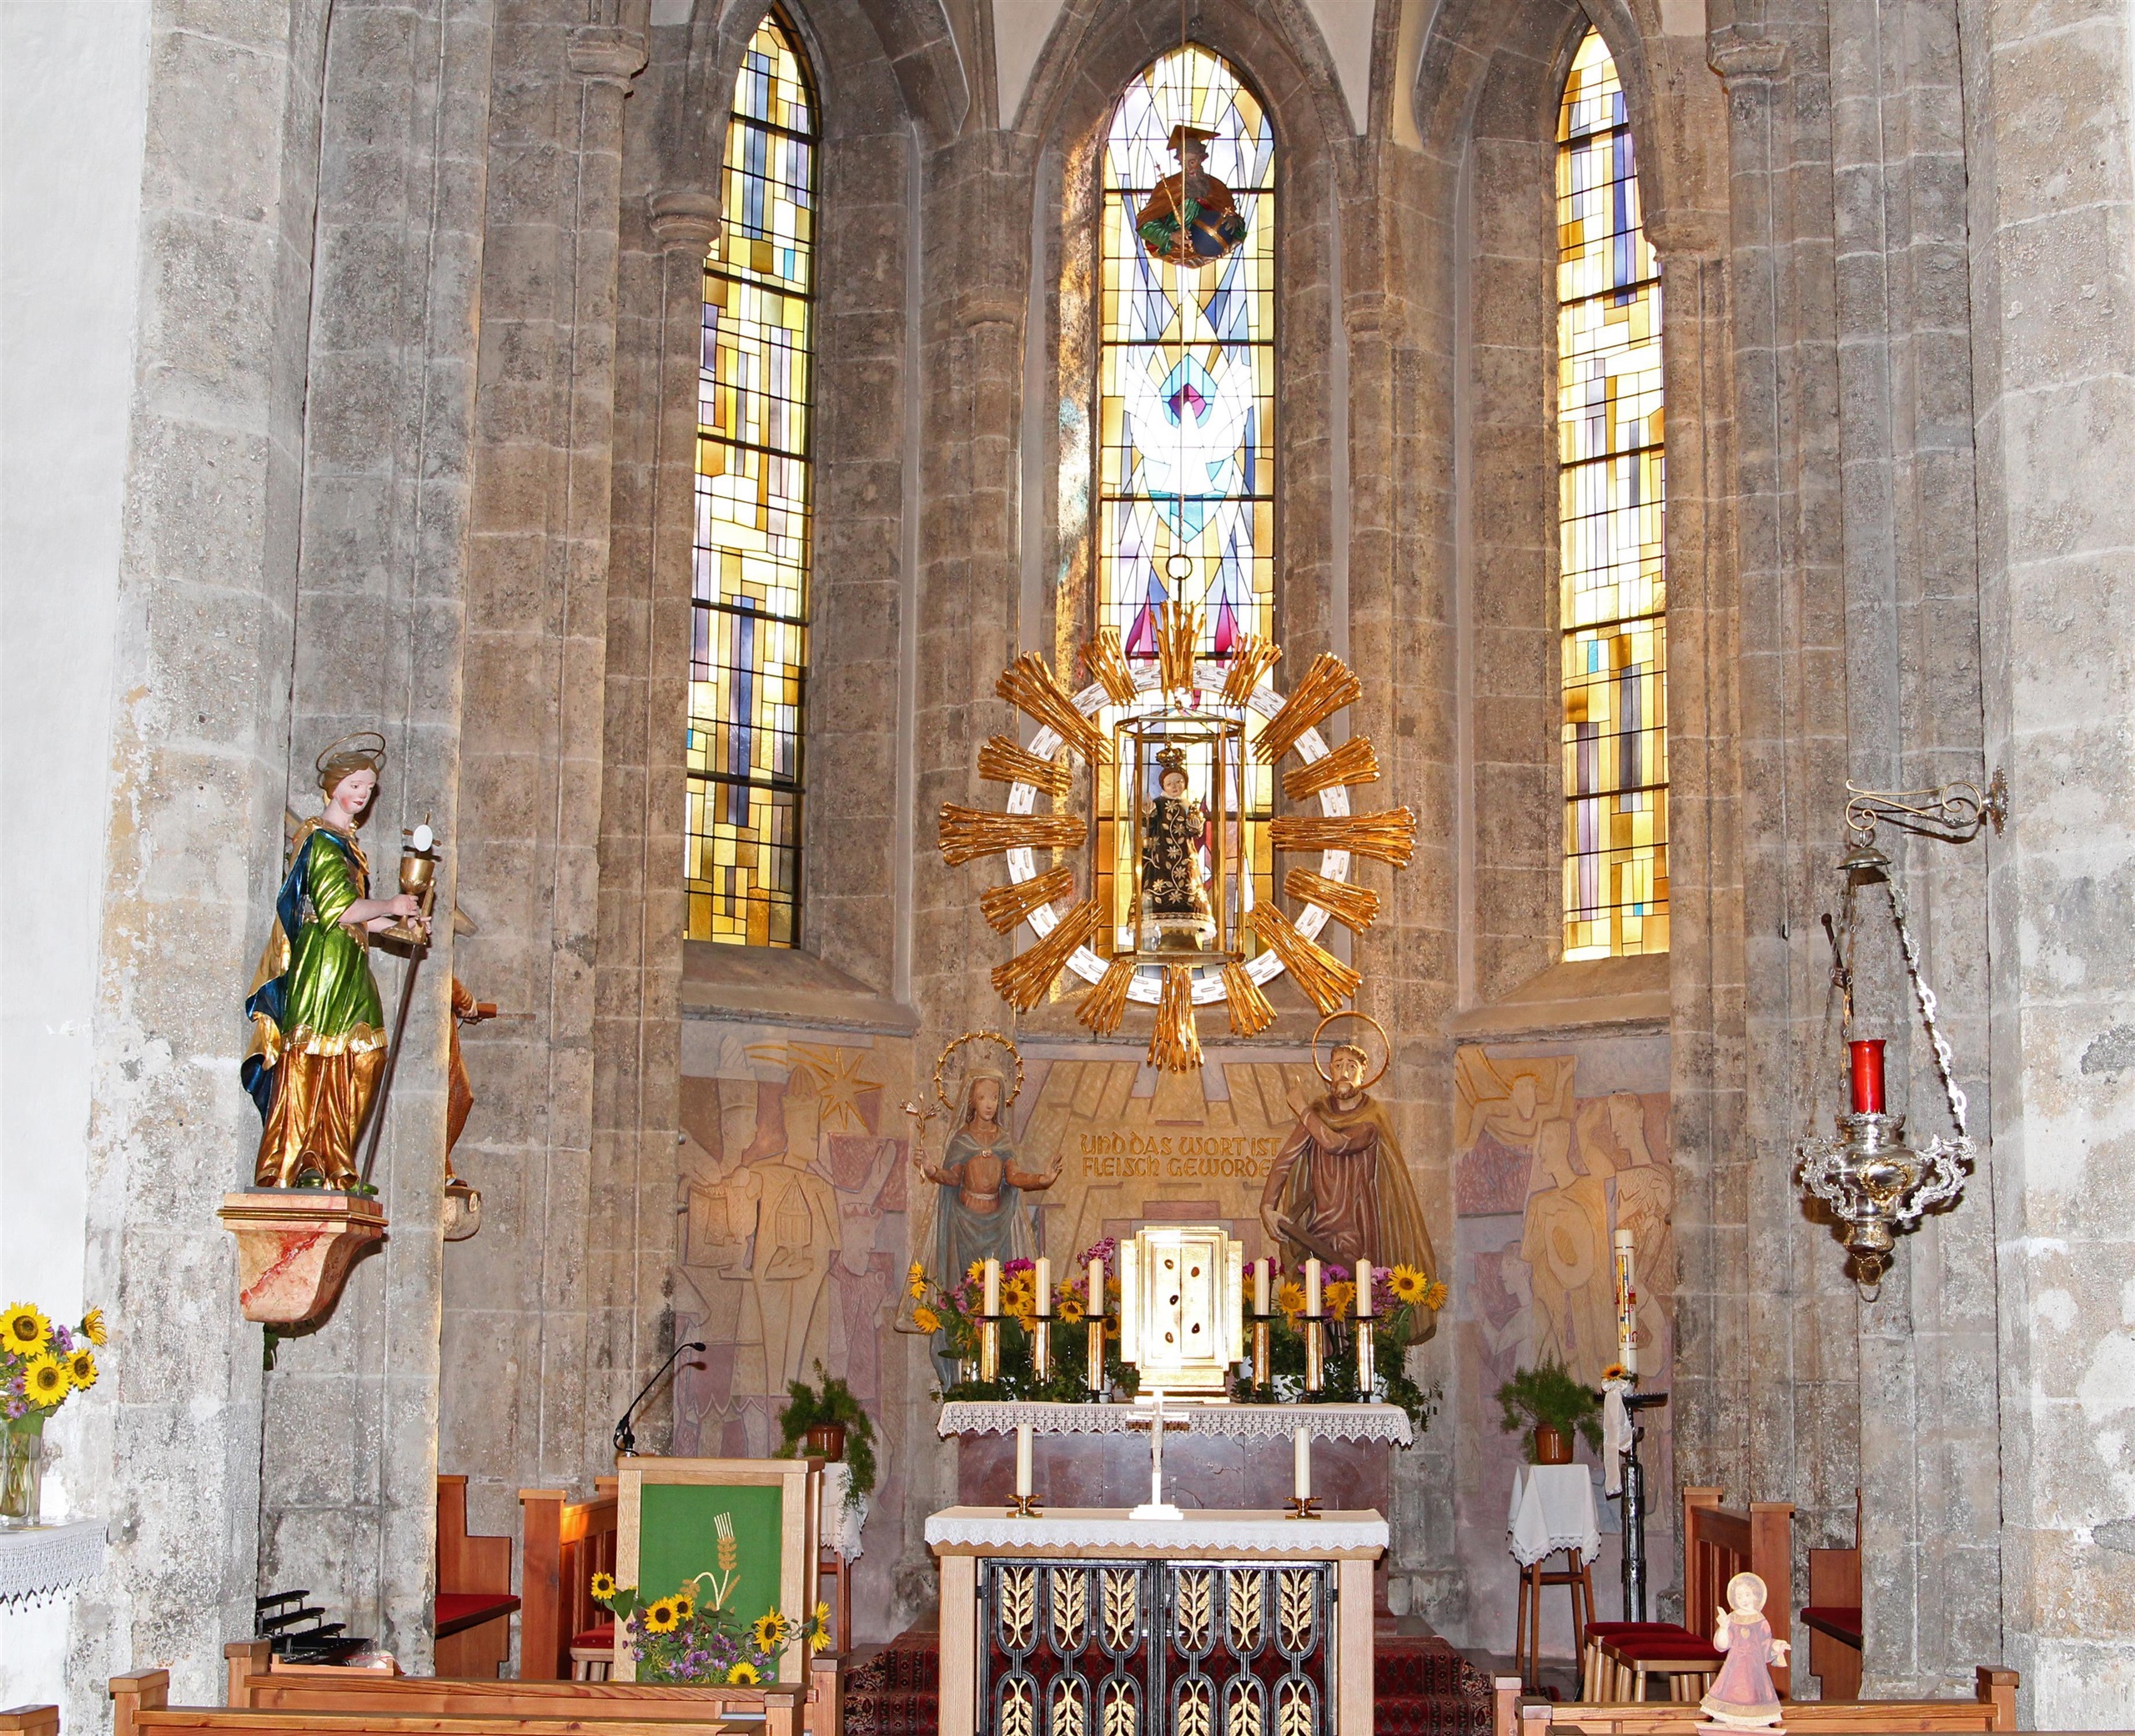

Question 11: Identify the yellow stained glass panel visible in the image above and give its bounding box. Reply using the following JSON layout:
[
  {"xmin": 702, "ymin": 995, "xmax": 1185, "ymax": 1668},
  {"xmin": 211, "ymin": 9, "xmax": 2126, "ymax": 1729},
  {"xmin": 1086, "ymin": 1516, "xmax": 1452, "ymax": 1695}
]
[
  {"xmin": 1558, "ymin": 30, "xmax": 1669, "ymax": 959},
  {"xmin": 687, "ymin": 9, "xmax": 816, "ymax": 947}
]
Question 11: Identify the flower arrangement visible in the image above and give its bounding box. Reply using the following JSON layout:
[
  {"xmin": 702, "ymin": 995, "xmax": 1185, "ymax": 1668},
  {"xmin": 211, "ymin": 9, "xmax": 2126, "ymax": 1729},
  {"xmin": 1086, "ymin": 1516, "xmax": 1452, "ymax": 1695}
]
[
  {"xmin": 1232, "ymin": 1262, "xmax": 1445, "ymax": 1438},
  {"xmin": 1494, "ymin": 1357, "xmax": 1603, "ymax": 1458},
  {"xmin": 907, "ymin": 1239, "xmax": 1139, "ymax": 1402},
  {"xmin": 3, "ymin": 1302, "xmax": 103, "ymax": 1425},
  {"xmin": 590, "ymin": 1567, "xmax": 827, "ymax": 1685},
  {"xmin": 773, "ymin": 1361, "xmax": 877, "ymax": 1506}
]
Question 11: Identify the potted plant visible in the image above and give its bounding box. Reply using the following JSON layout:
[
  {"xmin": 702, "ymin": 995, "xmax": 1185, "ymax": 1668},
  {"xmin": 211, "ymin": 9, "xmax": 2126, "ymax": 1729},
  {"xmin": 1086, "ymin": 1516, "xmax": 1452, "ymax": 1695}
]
[
  {"xmin": 2, "ymin": 1301, "xmax": 105, "ymax": 1526},
  {"xmin": 1495, "ymin": 1357, "xmax": 1602, "ymax": 1464},
  {"xmin": 775, "ymin": 1362, "xmax": 877, "ymax": 1506}
]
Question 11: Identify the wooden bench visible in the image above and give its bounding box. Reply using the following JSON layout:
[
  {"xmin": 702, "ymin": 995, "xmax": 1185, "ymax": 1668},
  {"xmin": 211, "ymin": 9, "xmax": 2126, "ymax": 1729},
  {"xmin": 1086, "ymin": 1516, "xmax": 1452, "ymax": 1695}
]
[
  {"xmin": 119, "ymin": 1673, "xmax": 769, "ymax": 1736},
  {"xmin": 1583, "ymin": 1488, "xmax": 1793, "ymax": 1701},
  {"xmin": 517, "ymin": 1483, "xmax": 619, "ymax": 1684},
  {"xmin": 0, "ymin": 1707, "xmax": 60, "ymax": 1736},
  {"xmin": 1806, "ymin": 1496, "xmax": 1865, "ymax": 1699},
  {"xmin": 224, "ymin": 1643, "xmax": 833, "ymax": 1736},
  {"xmin": 1494, "ymin": 1665, "xmax": 2019, "ymax": 1736},
  {"xmin": 437, "ymin": 1475, "xmax": 520, "ymax": 1678}
]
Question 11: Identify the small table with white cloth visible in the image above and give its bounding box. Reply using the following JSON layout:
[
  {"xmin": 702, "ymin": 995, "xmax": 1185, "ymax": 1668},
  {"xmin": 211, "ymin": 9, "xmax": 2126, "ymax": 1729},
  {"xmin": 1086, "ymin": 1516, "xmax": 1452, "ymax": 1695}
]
[{"xmin": 1506, "ymin": 1462, "xmax": 1599, "ymax": 1686}]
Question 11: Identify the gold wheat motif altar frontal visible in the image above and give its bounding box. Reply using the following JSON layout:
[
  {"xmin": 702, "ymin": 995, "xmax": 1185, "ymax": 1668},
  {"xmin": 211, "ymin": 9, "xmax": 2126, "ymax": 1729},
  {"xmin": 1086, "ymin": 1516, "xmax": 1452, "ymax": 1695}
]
[{"xmin": 935, "ymin": 605, "xmax": 1419, "ymax": 1070}]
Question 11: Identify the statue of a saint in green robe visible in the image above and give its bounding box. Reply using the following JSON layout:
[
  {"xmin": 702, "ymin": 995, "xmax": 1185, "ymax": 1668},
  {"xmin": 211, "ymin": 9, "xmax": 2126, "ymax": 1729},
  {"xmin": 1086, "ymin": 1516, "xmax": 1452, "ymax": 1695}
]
[{"xmin": 242, "ymin": 734, "xmax": 429, "ymax": 1187}]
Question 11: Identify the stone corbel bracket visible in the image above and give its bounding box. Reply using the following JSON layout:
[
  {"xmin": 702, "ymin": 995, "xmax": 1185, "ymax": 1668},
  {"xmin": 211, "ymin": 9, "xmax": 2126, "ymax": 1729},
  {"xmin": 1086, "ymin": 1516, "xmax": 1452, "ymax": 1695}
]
[
  {"xmin": 570, "ymin": 23, "xmax": 649, "ymax": 86},
  {"xmin": 216, "ymin": 1191, "xmax": 388, "ymax": 1327}
]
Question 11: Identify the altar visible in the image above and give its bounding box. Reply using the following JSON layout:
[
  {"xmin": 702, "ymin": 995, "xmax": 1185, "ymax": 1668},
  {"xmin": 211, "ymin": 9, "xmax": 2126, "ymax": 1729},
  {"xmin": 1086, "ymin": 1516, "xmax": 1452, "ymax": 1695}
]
[{"xmin": 927, "ymin": 1506, "xmax": 1386, "ymax": 1736}]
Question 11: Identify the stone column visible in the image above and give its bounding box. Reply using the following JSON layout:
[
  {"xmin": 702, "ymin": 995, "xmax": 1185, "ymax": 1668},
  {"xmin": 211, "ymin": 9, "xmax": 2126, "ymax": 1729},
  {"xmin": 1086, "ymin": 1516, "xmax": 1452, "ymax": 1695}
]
[{"xmin": 443, "ymin": 1, "xmax": 644, "ymax": 1526}]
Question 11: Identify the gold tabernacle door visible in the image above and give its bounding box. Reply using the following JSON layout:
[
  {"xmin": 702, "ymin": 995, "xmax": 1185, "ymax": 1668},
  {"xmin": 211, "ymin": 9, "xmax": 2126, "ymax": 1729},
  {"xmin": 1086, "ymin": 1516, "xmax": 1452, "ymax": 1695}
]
[{"xmin": 1117, "ymin": 1223, "xmax": 1245, "ymax": 1394}]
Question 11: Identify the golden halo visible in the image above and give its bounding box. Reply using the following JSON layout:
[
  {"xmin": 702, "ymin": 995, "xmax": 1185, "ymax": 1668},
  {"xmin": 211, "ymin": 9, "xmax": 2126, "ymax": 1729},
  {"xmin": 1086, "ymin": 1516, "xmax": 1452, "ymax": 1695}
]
[
  {"xmin": 314, "ymin": 730, "xmax": 387, "ymax": 778},
  {"xmin": 1312, "ymin": 1010, "xmax": 1389, "ymax": 1089},
  {"xmin": 932, "ymin": 1030, "xmax": 1026, "ymax": 1121}
]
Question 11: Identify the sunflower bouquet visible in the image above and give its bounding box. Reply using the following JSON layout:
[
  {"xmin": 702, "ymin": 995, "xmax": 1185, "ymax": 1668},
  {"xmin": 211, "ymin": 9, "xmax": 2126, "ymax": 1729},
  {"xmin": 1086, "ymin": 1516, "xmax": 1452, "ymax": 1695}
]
[
  {"xmin": 590, "ymin": 1571, "xmax": 828, "ymax": 1686},
  {"xmin": 907, "ymin": 1239, "xmax": 1139, "ymax": 1403},
  {"xmin": 1232, "ymin": 1262, "xmax": 1445, "ymax": 1437},
  {"xmin": 3, "ymin": 1301, "xmax": 104, "ymax": 1524}
]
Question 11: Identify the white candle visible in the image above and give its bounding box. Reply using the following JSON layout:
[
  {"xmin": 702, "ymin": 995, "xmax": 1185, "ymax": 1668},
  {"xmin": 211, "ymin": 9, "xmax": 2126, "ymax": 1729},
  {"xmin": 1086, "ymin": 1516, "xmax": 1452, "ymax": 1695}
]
[
  {"xmin": 1016, "ymin": 1423, "xmax": 1033, "ymax": 1498},
  {"xmin": 1254, "ymin": 1257, "xmax": 1271, "ymax": 1313},
  {"xmin": 1149, "ymin": 1392, "xmax": 1167, "ymax": 1507},
  {"xmin": 1305, "ymin": 1257, "xmax": 1322, "ymax": 1317},
  {"xmin": 1088, "ymin": 1256, "xmax": 1104, "ymax": 1312},
  {"xmin": 1294, "ymin": 1427, "xmax": 1311, "ymax": 1501},
  {"xmin": 1613, "ymin": 1229, "xmax": 1637, "ymax": 1376},
  {"xmin": 1357, "ymin": 1260, "xmax": 1374, "ymax": 1318},
  {"xmin": 984, "ymin": 1258, "xmax": 1001, "ymax": 1315},
  {"xmin": 1035, "ymin": 1256, "xmax": 1052, "ymax": 1317}
]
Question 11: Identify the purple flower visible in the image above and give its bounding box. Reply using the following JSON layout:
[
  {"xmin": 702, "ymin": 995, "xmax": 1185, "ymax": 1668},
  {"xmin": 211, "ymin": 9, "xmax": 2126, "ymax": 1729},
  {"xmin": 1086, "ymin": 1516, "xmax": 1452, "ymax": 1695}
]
[
  {"xmin": 1004, "ymin": 1258, "xmax": 1035, "ymax": 1275},
  {"xmin": 1080, "ymin": 1237, "xmax": 1118, "ymax": 1267}
]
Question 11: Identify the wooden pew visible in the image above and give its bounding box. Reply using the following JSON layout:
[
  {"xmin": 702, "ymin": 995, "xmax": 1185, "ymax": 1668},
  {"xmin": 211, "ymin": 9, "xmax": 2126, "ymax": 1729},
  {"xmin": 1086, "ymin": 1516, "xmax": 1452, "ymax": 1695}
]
[
  {"xmin": 1494, "ymin": 1666, "xmax": 2020, "ymax": 1736},
  {"xmin": 0, "ymin": 1707, "xmax": 60, "ymax": 1736},
  {"xmin": 1805, "ymin": 1497, "xmax": 1865, "ymax": 1699},
  {"xmin": 123, "ymin": 1670, "xmax": 786, "ymax": 1736},
  {"xmin": 517, "ymin": 1482, "xmax": 619, "ymax": 1683},
  {"xmin": 437, "ymin": 1476, "xmax": 521, "ymax": 1678},
  {"xmin": 224, "ymin": 1643, "xmax": 833, "ymax": 1736}
]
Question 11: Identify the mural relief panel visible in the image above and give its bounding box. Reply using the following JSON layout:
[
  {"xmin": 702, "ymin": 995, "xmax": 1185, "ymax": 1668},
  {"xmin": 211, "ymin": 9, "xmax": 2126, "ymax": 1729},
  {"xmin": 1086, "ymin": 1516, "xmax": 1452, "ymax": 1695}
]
[{"xmin": 1451, "ymin": 1039, "xmax": 1675, "ymax": 1655}]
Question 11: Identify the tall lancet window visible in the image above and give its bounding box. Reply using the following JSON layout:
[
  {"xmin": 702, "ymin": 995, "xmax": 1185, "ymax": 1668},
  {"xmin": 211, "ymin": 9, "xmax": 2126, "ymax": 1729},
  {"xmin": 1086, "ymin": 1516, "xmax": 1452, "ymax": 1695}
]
[
  {"xmin": 1091, "ymin": 46, "xmax": 1277, "ymax": 954},
  {"xmin": 1557, "ymin": 29, "xmax": 1668, "ymax": 959},
  {"xmin": 686, "ymin": 10, "xmax": 816, "ymax": 947}
]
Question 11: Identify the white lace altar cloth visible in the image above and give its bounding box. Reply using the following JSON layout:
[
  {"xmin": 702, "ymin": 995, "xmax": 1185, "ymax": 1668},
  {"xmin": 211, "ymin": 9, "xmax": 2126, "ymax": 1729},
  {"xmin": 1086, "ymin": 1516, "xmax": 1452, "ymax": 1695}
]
[
  {"xmin": 0, "ymin": 1519, "xmax": 106, "ymax": 1607},
  {"xmin": 1506, "ymin": 1463, "xmax": 1600, "ymax": 1567},
  {"xmin": 924, "ymin": 1506, "xmax": 1389, "ymax": 1553},
  {"xmin": 936, "ymin": 1400, "xmax": 1412, "ymax": 1446}
]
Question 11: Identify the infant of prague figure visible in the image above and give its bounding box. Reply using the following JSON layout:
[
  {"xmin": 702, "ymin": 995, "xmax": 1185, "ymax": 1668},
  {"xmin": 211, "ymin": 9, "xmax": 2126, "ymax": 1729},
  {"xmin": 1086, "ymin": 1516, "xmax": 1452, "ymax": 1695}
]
[
  {"xmin": 1699, "ymin": 1572, "xmax": 1791, "ymax": 1728},
  {"xmin": 1259, "ymin": 1042, "xmax": 1437, "ymax": 1285},
  {"xmin": 916, "ymin": 1075, "xmax": 1062, "ymax": 1282},
  {"xmin": 1140, "ymin": 745, "xmax": 1213, "ymax": 946},
  {"xmin": 1136, "ymin": 125, "xmax": 1249, "ymax": 268},
  {"xmin": 242, "ymin": 734, "xmax": 430, "ymax": 1188}
]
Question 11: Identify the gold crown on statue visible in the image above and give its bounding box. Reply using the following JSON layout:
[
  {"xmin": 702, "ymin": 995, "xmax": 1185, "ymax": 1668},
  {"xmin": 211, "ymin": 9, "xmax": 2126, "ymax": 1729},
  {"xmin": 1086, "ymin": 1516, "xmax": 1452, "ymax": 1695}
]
[{"xmin": 1155, "ymin": 745, "xmax": 1190, "ymax": 775}]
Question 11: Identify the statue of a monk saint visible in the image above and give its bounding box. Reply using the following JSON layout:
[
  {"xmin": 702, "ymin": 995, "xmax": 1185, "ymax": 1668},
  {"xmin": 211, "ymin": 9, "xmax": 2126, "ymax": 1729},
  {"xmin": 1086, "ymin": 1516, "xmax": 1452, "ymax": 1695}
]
[
  {"xmin": 916, "ymin": 1076, "xmax": 1062, "ymax": 1281},
  {"xmin": 1258, "ymin": 1043, "xmax": 1437, "ymax": 1281},
  {"xmin": 243, "ymin": 733, "xmax": 429, "ymax": 1188}
]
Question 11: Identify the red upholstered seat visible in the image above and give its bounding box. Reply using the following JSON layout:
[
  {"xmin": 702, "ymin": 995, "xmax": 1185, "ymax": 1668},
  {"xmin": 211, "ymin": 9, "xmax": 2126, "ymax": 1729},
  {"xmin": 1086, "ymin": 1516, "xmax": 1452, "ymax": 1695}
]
[
  {"xmin": 435, "ymin": 1592, "xmax": 520, "ymax": 1638},
  {"xmin": 570, "ymin": 1622, "xmax": 616, "ymax": 1651},
  {"xmin": 1800, "ymin": 1604, "xmax": 1864, "ymax": 1648}
]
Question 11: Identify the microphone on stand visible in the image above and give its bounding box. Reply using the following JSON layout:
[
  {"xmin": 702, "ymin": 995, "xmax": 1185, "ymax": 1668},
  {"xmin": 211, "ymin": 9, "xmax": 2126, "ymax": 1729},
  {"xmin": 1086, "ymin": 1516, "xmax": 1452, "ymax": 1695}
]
[{"xmin": 614, "ymin": 1340, "xmax": 707, "ymax": 1457}]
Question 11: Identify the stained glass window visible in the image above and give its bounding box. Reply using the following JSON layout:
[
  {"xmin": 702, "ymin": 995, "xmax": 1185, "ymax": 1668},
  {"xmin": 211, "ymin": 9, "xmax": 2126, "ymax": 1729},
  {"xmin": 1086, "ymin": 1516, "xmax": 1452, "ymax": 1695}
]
[
  {"xmin": 1092, "ymin": 48, "xmax": 1278, "ymax": 957},
  {"xmin": 687, "ymin": 10, "xmax": 816, "ymax": 947},
  {"xmin": 1557, "ymin": 30, "xmax": 1668, "ymax": 959}
]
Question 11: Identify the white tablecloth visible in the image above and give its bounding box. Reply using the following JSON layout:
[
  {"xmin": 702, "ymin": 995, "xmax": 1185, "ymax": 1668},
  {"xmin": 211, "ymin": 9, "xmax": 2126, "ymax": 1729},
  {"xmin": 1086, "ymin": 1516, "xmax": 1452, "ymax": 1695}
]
[
  {"xmin": 925, "ymin": 1506, "xmax": 1389, "ymax": 1553},
  {"xmin": 937, "ymin": 1400, "xmax": 1412, "ymax": 1446},
  {"xmin": 821, "ymin": 1461, "xmax": 867, "ymax": 1561},
  {"xmin": 1506, "ymin": 1463, "xmax": 1599, "ymax": 1567},
  {"xmin": 0, "ymin": 1519, "xmax": 105, "ymax": 1607}
]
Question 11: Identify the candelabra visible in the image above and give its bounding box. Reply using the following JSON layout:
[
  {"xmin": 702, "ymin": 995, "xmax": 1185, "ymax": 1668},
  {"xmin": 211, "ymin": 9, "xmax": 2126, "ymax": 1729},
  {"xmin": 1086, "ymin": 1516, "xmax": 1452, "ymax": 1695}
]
[{"xmin": 1795, "ymin": 778, "xmax": 1998, "ymax": 1296}]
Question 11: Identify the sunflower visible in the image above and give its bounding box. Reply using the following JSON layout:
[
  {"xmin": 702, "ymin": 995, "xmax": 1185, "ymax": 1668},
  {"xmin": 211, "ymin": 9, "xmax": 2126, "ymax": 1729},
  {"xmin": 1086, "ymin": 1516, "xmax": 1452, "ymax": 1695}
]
[
  {"xmin": 912, "ymin": 1307, "xmax": 942, "ymax": 1336},
  {"xmin": 1324, "ymin": 1280, "xmax": 1356, "ymax": 1320},
  {"xmin": 907, "ymin": 1262, "xmax": 928, "ymax": 1302},
  {"xmin": 63, "ymin": 1348, "xmax": 97, "ymax": 1390},
  {"xmin": 726, "ymin": 1662, "xmax": 760, "ymax": 1686},
  {"xmin": 590, "ymin": 1572, "xmax": 618, "ymax": 1601},
  {"xmin": 79, "ymin": 1307, "xmax": 108, "ymax": 1347},
  {"xmin": 752, "ymin": 1611, "xmax": 791, "ymax": 1652},
  {"xmin": 1055, "ymin": 1291, "xmax": 1086, "ymax": 1325},
  {"xmin": 1388, "ymin": 1266, "xmax": 1430, "ymax": 1306},
  {"xmin": 1, "ymin": 1304, "xmax": 49, "ymax": 1358},
  {"xmin": 672, "ymin": 1593, "xmax": 696, "ymax": 1622},
  {"xmin": 966, "ymin": 1261, "xmax": 987, "ymax": 1287},
  {"xmin": 1422, "ymin": 1279, "xmax": 1449, "ymax": 1311},
  {"xmin": 642, "ymin": 1598, "xmax": 680, "ymax": 1634},
  {"xmin": 22, "ymin": 1357, "xmax": 68, "ymax": 1407},
  {"xmin": 1274, "ymin": 1281, "xmax": 1307, "ymax": 1320}
]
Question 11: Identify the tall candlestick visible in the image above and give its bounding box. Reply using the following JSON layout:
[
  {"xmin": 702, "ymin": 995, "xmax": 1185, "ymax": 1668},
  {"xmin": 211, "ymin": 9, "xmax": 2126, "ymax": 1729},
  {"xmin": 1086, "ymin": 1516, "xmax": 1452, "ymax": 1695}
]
[
  {"xmin": 1356, "ymin": 1318, "xmax": 1376, "ymax": 1400},
  {"xmin": 1148, "ymin": 1392, "xmax": 1166, "ymax": 1508},
  {"xmin": 1357, "ymin": 1259, "xmax": 1374, "ymax": 1317},
  {"xmin": 1849, "ymin": 1037, "xmax": 1886, "ymax": 1114},
  {"xmin": 1088, "ymin": 1253, "xmax": 1107, "ymax": 1396},
  {"xmin": 1612, "ymin": 1228, "xmax": 1638, "ymax": 1377},
  {"xmin": 1035, "ymin": 1256, "xmax": 1051, "ymax": 1316},
  {"xmin": 1305, "ymin": 1257, "xmax": 1322, "ymax": 1317},
  {"xmin": 1294, "ymin": 1427, "xmax": 1311, "ymax": 1500},
  {"xmin": 1254, "ymin": 1257, "xmax": 1271, "ymax": 1313}
]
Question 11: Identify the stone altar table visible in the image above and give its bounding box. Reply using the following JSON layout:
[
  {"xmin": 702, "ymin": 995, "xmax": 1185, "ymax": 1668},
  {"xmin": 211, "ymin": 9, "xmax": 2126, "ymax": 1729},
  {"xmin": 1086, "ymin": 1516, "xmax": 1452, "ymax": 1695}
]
[{"xmin": 927, "ymin": 1505, "xmax": 1388, "ymax": 1736}]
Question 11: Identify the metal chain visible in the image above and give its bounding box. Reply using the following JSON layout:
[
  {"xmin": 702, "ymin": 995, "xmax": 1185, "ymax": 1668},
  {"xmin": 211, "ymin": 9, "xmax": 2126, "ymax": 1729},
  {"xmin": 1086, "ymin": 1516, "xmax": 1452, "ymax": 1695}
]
[{"xmin": 1882, "ymin": 873, "xmax": 1969, "ymax": 1138}]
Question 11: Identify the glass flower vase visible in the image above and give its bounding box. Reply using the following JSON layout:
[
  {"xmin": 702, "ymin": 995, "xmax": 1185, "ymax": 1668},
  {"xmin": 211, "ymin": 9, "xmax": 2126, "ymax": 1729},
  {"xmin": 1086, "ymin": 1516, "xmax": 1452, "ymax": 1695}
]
[{"xmin": 1, "ymin": 1414, "xmax": 47, "ymax": 1527}]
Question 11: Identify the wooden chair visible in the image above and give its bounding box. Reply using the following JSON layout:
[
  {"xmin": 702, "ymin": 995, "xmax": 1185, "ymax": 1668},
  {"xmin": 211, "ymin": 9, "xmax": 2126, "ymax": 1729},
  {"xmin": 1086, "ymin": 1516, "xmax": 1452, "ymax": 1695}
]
[
  {"xmin": 436, "ymin": 1474, "xmax": 520, "ymax": 1678},
  {"xmin": 1515, "ymin": 1547, "xmax": 1596, "ymax": 1688},
  {"xmin": 1803, "ymin": 1494, "xmax": 1863, "ymax": 1699},
  {"xmin": 1498, "ymin": 1666, "xmax": 2019, "ymax": 1736},
  {"xmin": 1585, "ymin": 1487, "xmax": 1793, "ymax": 1702},
  {"xmin": 518, "ymin": 1479, "xmax": 620, "ymax": 1682}
]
